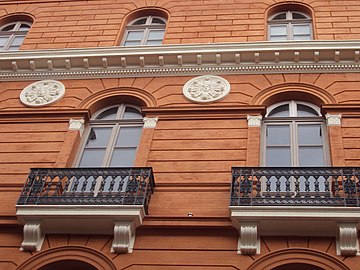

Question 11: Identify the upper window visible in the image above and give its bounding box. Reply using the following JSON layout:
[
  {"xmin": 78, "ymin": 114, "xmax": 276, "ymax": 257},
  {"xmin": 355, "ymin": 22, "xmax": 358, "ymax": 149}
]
[
  {"xmin": 122, "ymin": 15, "xmax": 166, "ymax": 46},
  {"xmin": 268, "ymin": 11, "xmax": 312, "ymax": 41},
  {"xmin": 77, "ymin": 104, "xmax": 143, "ymax": 168},
  {"xmin": 0, "ymin": 21, "xmax": 32, "ymax": 51}
]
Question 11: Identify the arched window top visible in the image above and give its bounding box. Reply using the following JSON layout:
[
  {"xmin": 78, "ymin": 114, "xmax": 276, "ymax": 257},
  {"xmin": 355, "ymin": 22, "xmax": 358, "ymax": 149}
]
[
  {"xmin": 269, "ymin": 11, "xmax": 311, "ymax": 21},
  {"xmin": 129, "ymin": 16, "xmax": 166, "ymax": 26},
  {"xmin": 93, "ymin": 104, "xmax": 142, "ymax": 120},
  {"xmin": 122, "ymin": 15, "xmax": 166, "ymax": 46},
  {"xmin": 266, "ymin": 100, "xmax": 321, "ymax": 117},
  {"xmin": 0, "ymin": 20, "xmax": 32, "ymax": 51},
  {"xmin": 268, "ymin": 9, "xmax": 312, "ymax": 41}
]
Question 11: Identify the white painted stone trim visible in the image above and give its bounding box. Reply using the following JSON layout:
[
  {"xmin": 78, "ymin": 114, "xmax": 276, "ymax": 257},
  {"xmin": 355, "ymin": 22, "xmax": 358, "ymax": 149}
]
[
  {"xmin": 69, "ymin": 118, "xmax": 85, "ymax": 136},
  {"xmin": 183, "ymin": 75, "xmax": 230, "ymax": 103},
  {"xmin": 112, "ymin": 222, "xmax": 136, "ymax": 253},
  {"xmin": 337, "ymin": 223, "xmax": 359, "ymax": 256},
  {"xmin": 143, "ymin": 117, "xmax": 158, "ymax": 129},
  {"xmin": 247, "ymin": 115, "xmax": 262, "ymax": 127},
  {"xmin": 238, "ymin": 223, "xmax": 260, "ymax": 255},
  {"xmin": 20, "ymin": 223, "xmax": 44, "ymax": 252},
  {"xmin": 17, "ymin": 205, "xmax": 144, "ymax": 253},
  {"xmin": 2, "ymin": 40, "xmax": 360, "ymax": 80},
  {"xmin": 326, "ymin": 113, "xmax": 342, "ymax": 126},
  {"xmin": 20, "ymin": 80, "xmax": 65, "ymax": 107}
]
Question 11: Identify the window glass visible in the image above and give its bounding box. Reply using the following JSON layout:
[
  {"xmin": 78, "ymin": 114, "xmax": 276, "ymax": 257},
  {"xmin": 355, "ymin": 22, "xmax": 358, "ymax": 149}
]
[
  {"xmin": 268, "ymin": 10, "xmax": 312, "ymax": 41},
  {"xmin": 123, "ymin": 15, "xmax": 166, "ymax": 46},
  {"xmin": 0, "ymin": 21, "xmax": 31, "ymax": 51},
  {"xmin": 267, "ymin": 104, "xmax": 289, "ymax": 117},
  {"xmin": 298, "ymin": 124, "xmax": 322, "ymax": 145},
  {"xmin": 297, "ymin": 104, "xmax": 319, "ymax": 116},
  {"xmin": 78, "ymin": 104, "xmax": 143, "ymax": 168}
]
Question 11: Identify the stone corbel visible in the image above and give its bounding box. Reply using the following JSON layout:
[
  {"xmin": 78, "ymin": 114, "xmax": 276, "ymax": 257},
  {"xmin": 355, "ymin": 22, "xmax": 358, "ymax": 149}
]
[
  {"xmin": 143, "ymin": 117, "xmax": 158, "ymax": 129},
  {"xmin": 69, "ymin": 118, "xmax": 85, "ymax": 136},
  {"xmin": 237, "ymin": 223, "xmax": 259, "ymax": 255},
  {"xmin": 325, "ymin": 114, "xmax": 342, "ymax": 126},
  {"xmin": 338, "ymin": 223, "xmax": 359, "ymax": 256},
  {"xmin": 20, "ymin": 223, "xmax": 44, "ymax": 252},
  {"xmin": 247, "ymin": 115, "xmax": 262, "ymax": 127},
  {"xmin": 112, "ymin": 221, "xmax": 136, "ymax": 253}
]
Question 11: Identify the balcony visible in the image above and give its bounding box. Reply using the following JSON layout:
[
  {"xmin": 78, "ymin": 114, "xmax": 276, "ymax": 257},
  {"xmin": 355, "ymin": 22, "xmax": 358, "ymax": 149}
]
[
  {"xmin": 229, "ymin": 167, "xmax": 360, "ymax": 256},
  {"xmin": 16, "ymin": 167, "xmax": 155, "ymax": 253}
]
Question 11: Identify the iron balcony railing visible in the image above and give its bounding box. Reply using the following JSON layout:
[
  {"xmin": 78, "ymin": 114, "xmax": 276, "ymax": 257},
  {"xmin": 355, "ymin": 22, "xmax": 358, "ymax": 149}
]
[
  {"xmin": 17, "ymin": 167, "xmax": 155, "ymax": 214},
  {"xmin": 230, "ymin": 167, "xmax": 360, "ymax": 207}
]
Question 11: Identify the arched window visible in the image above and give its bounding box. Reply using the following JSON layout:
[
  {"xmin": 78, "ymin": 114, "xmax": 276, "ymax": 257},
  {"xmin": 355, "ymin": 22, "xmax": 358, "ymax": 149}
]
[
  {"xmin": 0, "ymin": 21, "xmax": 32, "ymax": 51},
  {"xmin": 122, "ymin": 15, "xmax": 166, "ymax": 46},
  {"xmin": 268, "ymin": 10, "xmax": 312, "ymax": 41},
  {"xmin": 77, "ymin": 104, "xmax": 143, "ymax": 167},
  {"xmin": 263, "ymin": 100, "xmax": 328, "ymax": 192},
  {"xmin": 263, "ymin": 100, "xmax": 327, "ymax": 167}
]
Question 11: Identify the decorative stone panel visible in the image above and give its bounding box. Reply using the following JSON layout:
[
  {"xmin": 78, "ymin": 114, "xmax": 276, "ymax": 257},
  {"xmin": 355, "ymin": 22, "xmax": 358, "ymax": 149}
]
[
  {"xmin": 247, "ymin": 115, "xmax": 262, "ymax": 127},
  {"xmin": 183, "ymin": 75, "xmax": 230, "ymax": 103},
  {"xmin": 143, "ymin": 117, "xmax": 158, "ymax": 129},
  {"xmin": 20, "ymin": 80, "xmax": 65, "ymax": 107},
  {"xmin": 325, "ymin": 113, "xmax": 342, "ymax": 126}
]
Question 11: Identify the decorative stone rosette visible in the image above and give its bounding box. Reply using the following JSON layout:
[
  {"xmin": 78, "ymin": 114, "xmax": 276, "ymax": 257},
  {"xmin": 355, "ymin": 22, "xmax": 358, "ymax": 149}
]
[
  {"xmin": 20, "ymin": 80, "xmax": 65, "ymax": 107},
  {"xmin": 183, "ymin": 75, "xmax": 230, "ymax": 103}
]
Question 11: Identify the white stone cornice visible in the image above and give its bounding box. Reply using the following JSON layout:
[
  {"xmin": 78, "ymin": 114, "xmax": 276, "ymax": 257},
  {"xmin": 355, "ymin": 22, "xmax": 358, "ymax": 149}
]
[
  {"xmin": 326, "ymin": 113, "xmax": 342, "ymax": 126},
  {"xmin": 2, "ymin": 40, "xmax": 360, "ymax": 80},
  {"xmin": 247, "ymin": 115, "xmax": 262, "ymax": 127}
]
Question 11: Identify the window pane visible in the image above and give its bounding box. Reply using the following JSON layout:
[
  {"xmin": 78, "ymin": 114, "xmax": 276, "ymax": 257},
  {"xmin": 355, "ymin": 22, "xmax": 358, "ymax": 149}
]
[
  {"xmin": 272, "ymin": 12, "xmax": 286, "ymax": 20},
  {"xmin": 132, "ymin": 18, "xmax": 147, "ymax": 25},
  {"xmin": 267, "ymin": 125, "xmax": 291, "ymax": 145},
  {"xmin": 126, "ymin": 31, "xmax": 144, "ymax": 41},
  {"xmin": 293, "ymin": 25, "xmax": 310, "ymax": 35},
  {"xmin": 148, "ymin": 29, "xmax": 165, "ymax": 40},
  {"xmin": 293, "ymin": 35, "xmax": 311, "ymax": 41},
  {"xmin": 270, "ymin": 35, "xmax": 288, "ymax": 41},
  {"xmin": 152, "ymin": 18, "xmax": 166, "ymax": 24},
  {"xmin": 19, "ymin": 24, "xmax": 31, "ymax": 31},
  {"xmin": 268, "ymin": 104, "xmax": 289, "ymax": 117},
  {"xmin": 85, "ymin": 127, "xmax": 112, "ymax": 147},
  {"xmin": 1, "ymin": 23, "xmax": 16, "ymax": 31},
  {"xmin": 96, "ymin": 107, "xmax": 118, "ymax": 120},
  {"xmin": 124, "ymin": 40, "xmax": 142, "ymax": 46},
  {"xmin": 109, "ymin": 148, "xmax": 137, "ymax": 167},
  {"xmin": 145, "ymin": 39, "xmax": 163, "ymax": 45},
  {"xmin": 266, "ymin": 147, "xmax": 291, "ymax": 166},
  {"xmin": 123, "ymin": 107, "xmax": 142, "ymax": 119},
  {"xmin": 297, "ymin": 104, "xmax": 319, "ymax": 116},
  {"xmin": 78, "ymin": 148, "xmax": 106, "ymax": 167},
  {"xmin": 0, "ymin": 36, "xmax": 9, "ymax": 48},
  {"xmin": 270, "ymin": 25, "xmax": 287, "ymax": 36},
  {"xmin": 10, "ymin": 35, "xmax": 24, "ymax": 46},
  {"xmin": 115, "ymin": 127, "xmax": 142, "ymax": 147},
  {"xmin": 299, "ymin": 147, "xmax": 324, "ymax": 166},
  {"xmin": 292, "ymin": 12, "xmax": 308, "ymax": 19},
  {"xmin": 298, "ymin": 124, "xmax": 323, "ymax": 145}
]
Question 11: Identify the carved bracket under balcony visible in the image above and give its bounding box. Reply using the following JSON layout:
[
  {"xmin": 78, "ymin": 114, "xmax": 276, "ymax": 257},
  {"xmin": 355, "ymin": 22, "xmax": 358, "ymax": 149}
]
[
  {"xmin": 338, "ymin": 223, "xmax": 359, "ymax": 256},
  {"xmin": 235, "ymin": 223, "xmax": 259, "ymax": 255},
  {"xmin": 112, "ymin": 222, "xmax": 136, "ymax": 253},
  {"xmin": 20, "ymin": 223, "xmax": 45, "ymax": 252}
]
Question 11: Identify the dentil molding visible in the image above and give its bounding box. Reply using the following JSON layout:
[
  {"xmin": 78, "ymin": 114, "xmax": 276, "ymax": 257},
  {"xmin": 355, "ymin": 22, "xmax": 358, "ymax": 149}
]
[{"xmin": 2, "ymin": 41, "xmax": 360, "ymax": 80}]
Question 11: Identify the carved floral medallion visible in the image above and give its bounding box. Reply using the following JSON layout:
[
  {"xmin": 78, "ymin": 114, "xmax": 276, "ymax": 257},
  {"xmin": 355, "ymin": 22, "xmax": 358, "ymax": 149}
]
[
  {"xmin": 20, "ymin": 80, "xmax": 65, "ymax": 107},
  {"xmin": 183, "ymin": 75, "xmax": 230, "ymax": 103}
]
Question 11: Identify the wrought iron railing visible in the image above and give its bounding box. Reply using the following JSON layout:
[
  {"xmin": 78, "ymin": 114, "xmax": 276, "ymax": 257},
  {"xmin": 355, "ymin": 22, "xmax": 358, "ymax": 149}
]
[
  {"xmin": 230, "ymin": 167, "xmax": 360, "ymax": 207},
  {"xmin": 17, "ymin": 167, "xmax": 155, "ymax": 214}
]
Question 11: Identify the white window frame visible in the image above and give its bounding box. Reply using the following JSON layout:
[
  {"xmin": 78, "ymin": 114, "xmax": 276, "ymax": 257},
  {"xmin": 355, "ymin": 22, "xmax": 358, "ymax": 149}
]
[
  {"xmin": 0, "ymin": 21, "xmax": 31, "ymax": 51},
  {"xmin": 268, "ymin": 11, "xmax": 312, "ymax": 41},
  {"xmin": 121, "ymin": 15, "xmax": 166, "ymax": 46}
]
